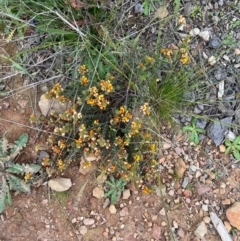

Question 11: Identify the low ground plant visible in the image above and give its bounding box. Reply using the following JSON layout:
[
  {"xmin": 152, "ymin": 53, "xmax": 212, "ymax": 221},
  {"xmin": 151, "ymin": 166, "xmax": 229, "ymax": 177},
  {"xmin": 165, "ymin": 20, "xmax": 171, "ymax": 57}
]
[
  {"xmin": 1, "ymin": 0, "xmax": 201, "ymax": 193},
  {"xmin": 0, "ymin": 134, "xmax": 41, "ymax": 213}
]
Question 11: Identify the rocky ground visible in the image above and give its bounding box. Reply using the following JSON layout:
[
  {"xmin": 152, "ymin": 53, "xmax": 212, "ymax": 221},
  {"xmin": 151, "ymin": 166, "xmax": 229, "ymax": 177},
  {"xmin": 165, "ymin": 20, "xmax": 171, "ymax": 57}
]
[{"xmin": 1, "ymin": 0, "xmax": 240, "ymax": 241}]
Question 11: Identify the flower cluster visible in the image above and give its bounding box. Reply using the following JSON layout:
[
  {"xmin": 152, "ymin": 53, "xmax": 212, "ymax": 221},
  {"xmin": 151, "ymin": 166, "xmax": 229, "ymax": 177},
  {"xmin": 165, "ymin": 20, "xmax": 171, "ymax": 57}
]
[
  {"xmin": 111, "ymin": 106, "xmax": 132, "ymax": 125},
  {"xmin": 45, "ymin": 83, "xmax": 68, "ymax": 102},
  {"xmin": 40, "ymin": 63, "xmax": 158, "ymax": 193}
]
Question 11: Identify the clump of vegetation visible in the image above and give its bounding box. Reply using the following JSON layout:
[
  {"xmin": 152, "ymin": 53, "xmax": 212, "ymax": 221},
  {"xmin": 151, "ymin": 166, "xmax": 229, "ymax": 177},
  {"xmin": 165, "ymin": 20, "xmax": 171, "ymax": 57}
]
[
  {"xmin": 1, "ymin": 0, "xmax": 199, "ymax": 194},
  {"xmin": 104, "ymin": 175, "xmax": 127, "ymax": 204},
  {"xmin": 225, "ymin": 136, "xmax": 240, "ymax": 160},
  {"xmin": 0, "ymin": 134, "xmax": 41, "ymax": 213},
  {"xmin": 183, "ymin": 117, "xmax": 205, "ymax": 145}
]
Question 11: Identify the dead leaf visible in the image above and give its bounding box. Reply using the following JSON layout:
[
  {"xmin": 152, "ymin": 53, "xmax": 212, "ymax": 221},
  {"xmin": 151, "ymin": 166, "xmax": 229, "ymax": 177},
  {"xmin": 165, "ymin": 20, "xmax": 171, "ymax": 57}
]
[{"xmin": 154, "ymin": 6, "xmax": 169, "ymax": 19}]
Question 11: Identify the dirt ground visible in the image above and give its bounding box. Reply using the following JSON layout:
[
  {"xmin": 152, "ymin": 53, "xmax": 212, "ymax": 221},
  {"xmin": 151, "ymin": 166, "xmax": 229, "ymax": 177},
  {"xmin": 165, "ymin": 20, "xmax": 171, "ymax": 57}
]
[{"xmin": 1, "ymin": 30, "xmax": 240, "ymax": 241}]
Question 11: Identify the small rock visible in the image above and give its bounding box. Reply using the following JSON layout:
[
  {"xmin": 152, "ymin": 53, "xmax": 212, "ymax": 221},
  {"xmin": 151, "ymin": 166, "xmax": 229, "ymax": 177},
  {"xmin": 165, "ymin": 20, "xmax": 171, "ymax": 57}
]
[
  {"xmin": 1, "ymin": 101, "xmax": 10, "ymax": 109},
  {"xmin": 154, "ymin": 6, "xmax": 169, "ymax": 19},
  {"xmin": 161, "ymin": 221, "xmax": 167, "ymax": 227},
  {"xmin": 177, "ymin": 228, "xmax": 185, "ymax": 238},
  {"xmin": 120, "ymin": 207, "xmax": 129, "ymax": 217},
  {"xmin": 206, "ymin": 117, "xmax": 232, "ymax": 146},
  {"xmin": 212, "ymin": 16, "xmax": 220, "ymax": 25},
  {"xmin": 199, "ymin": 30, "xmax": 211, "ymax": 41},
  {"xmin": 48, "ymin": 178, "xmax": 72, "ymax": 192},
  {"xmin": 122, "ymin": 189, "xmax": 131, "ymax": 200},
  {"xmin": 203, "ymin": 216, "xmax": 211, "ymax": 224},
  {"xmin": 159, "ymin": 208, "xmax": 165, "ymax": 216},
  {"xmin": 79, "ymin": 226, "xmax": 88, "ymax": 235},
  {"xmin": 92, "ymin": 186, "xmax": 104, "ymax": 199},
  {"xmin": 109, "ymin": 204, "xmax": 117, "ymax": 214},
  {"xmin": 214, "ymin": 68, "xmax": 227, "ymax": 81},
  {"xmin": 182, "ymin": 177, "xmax": 189, "ymax": 188},
  {"xmin": 134, "ymin": 3, "xmax": 143, "ymax": 13},
  {"xmin": 189, "ymin": 28, "xmax": 200, "ymax": 37},
  {"xmin": 202, "ymin": 204, "xmax": 208, "ymax": 212},
  {"xmin": 168, "ymin": 190, "xmax": 174, "ymax": 196},
  {"xmin": 38, "ymin": 94, "xmax": 69, "ymax": 117},
  {"xmin": 218, "ymin": 0, "xmax": 223, "ymax": 6},
  {"xmin": 208, "ymin": 56, "xmax": 217, "ymax": 65},
  {"xmin": 195, "ymin": 183, "xmax": 211, "ymax": 196},
  {"xmin": 183, "ymin": 189, "xmax": 192, "ymax": 197},
  {"xmin": 194, "ymin": 221, "xmax": 207, "ymax": 239},
  {"xmin": 162, "ymin": 142, "xmax": 172, "ymax": 149},
  {"xmin": 209, "ymin": 36, "xmax": 221, "ymax": 48},
  {"xmin": 224, "ymin": 221, "xmax": 232, "ymax": 232},
  {"xmin": 226, "ymin": 202, "xmax": 240, "ymax": 230},
  {"xmin": 174, "ymin": 158, "xmax": 186, "ymax": 179},
  {"xmin": 219, "ymin": 144, "xmax": 226, "ymax": 153},
  {"xmin": 190, "ymin": 165, "xmax": 197, "ymax": 172},
  {"xmin": 103, "ymin": 198, "xmax": 110, "ymax": 209},
  {"xmin": 235, "ymin": 48, "xmax": 240, "ymax": 55},
  {"xmin": 71, "ymin": 218, "xmax": 77, "ymax": 224},
  {"xmin": 173, "ymin": 220, "xmax": 178, "ymax": 229},
  {"xmin": 83, "ymin": 218, "xmax": 95, "ymax": 226},
  {"xmin": 152, "ymin": 225, "xmax": 161, "ymax": 240}
]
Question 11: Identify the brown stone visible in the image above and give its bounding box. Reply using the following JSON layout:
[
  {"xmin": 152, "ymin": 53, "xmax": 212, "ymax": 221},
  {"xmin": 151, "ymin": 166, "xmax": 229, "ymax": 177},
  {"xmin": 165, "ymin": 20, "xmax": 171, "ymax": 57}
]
[
  {"xmin": 226, "ymin": 202, "xmax": 240, "ymax": 230},
  {"xmin": 174, "ymin": 158, "xmax": 186, "ymax": 179}
]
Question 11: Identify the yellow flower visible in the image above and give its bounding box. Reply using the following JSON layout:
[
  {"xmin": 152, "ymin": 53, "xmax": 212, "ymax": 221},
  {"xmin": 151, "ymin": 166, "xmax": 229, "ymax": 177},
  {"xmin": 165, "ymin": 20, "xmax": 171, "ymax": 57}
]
[
  {"xmin": 133, "ymin": 154, "xmax": 141, "ymax": 162},
  {"xmin": 178, "ymin": 15, "xmax": 186, "ymax": 25},
  {"xmin": 80, "ymin": 75, "xmax": 89, "ymax": 85},
  {"xmin": 161, "ymin": 48, "xmax": 173, "ymax": 59},
  {"xmin": 83, "ymin": 161, "xmax": 92, "ymax": 169},
  {"xmin": 58, "ymin": 140, "xmax": 66, "ymax": 149},
  {"xmin": 42, "ymin": 157, "xmax": 50, "ymax": 167},
  {"xmin": 57, "ymin": 159, "xmax": 65, "ymax": 171},
  {"xmin": 89, "ymin": 86, "xmax": 99, "ymax": 96},
  {"xmin": 119, "ymin": 106, "xmax": 126, "ymax": 114},
  {"xmin": 87, "ymin": 98, "xmax": 96, "ymax": 106},
  {"xmin": 24, "ymin": 172, "xmax": 32, "ymax": 181},
  {"xmin": 140, "ymin": 103, "xmax": 151, "ymax": 115},
  {"xmin": 142, "ymin": 186, "xmax": 152, "ymax": 194},
  {"xmin": 52, "ymin": 145, "xmax": 61, "ymax": 154},
  {"xmin": 78, "ymin": 65, "xmax": 88, "ymax": 74},
  {"xmin": 100, "ymin": 80, "xmax": 114, "ymax": 93},
  {"xmin": 146, "ymin": 56, "xmax": 155, "ymax": 65}
]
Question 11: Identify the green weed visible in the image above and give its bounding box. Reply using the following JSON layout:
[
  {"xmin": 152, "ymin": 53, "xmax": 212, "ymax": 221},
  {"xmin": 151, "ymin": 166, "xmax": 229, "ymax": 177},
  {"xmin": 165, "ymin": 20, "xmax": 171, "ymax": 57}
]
[
  {"xmin": 104, "ymin": 175, "xmax": 127, "ymax": 204},
  {"xmin": 183, "ymin": 117, "xmax": 205, "ymax": 145},
  {"xmin": 225, "ymin": 136, "xmax": 240, "ymax": 160},
  {"xmin": 0, "ymin": 134, "xmax": 41, "ymax": 213}
]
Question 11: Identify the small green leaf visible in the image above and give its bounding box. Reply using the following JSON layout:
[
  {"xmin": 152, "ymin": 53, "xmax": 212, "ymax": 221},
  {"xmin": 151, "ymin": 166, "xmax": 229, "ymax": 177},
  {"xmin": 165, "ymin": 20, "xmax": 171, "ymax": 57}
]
[
  {"xmin": 7, "ymin": 174, "xmax": 30, "ymax": 193},
  {"xmin": 183, "ymin": 126, "xmax": 193, "ymax": 132},
  {"xmin": 233, "ymin": 136, "xmax": 240, "ymax": 145},
  {"xmin": 234, "ymin": 145, "xmax": 240, "ymax": 151},
  {"xmin": 23, "ymin": 164, "xmax": 41, "ymax": 174},
  {"xmin": 189, "ymin": 131, "xmax": 195, "ymax": 142},
  {"xmin": 196, "ymin": 128, "xmax": 205, "ymax": 134},
  {"xmin": 233, "ymin": 149, "xmax": 240, "ymax": 160},
  {"xmin": 225, "ymin": 146, "xmax": 232, "ymax": 154},
  {"xmin": 6, "ymin": 163, "xmax": 24, "ymax": 174},
  {"xmin": 0, "ymin": 176, "xmax": 9, "ymax": 213},
  {"xmin": 191, "ymin": 117, "xmax": 196, "ymax": 127},
  {"xmin": 225, "ymin": 139, "xmax": 232, "ymax": 147}
]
